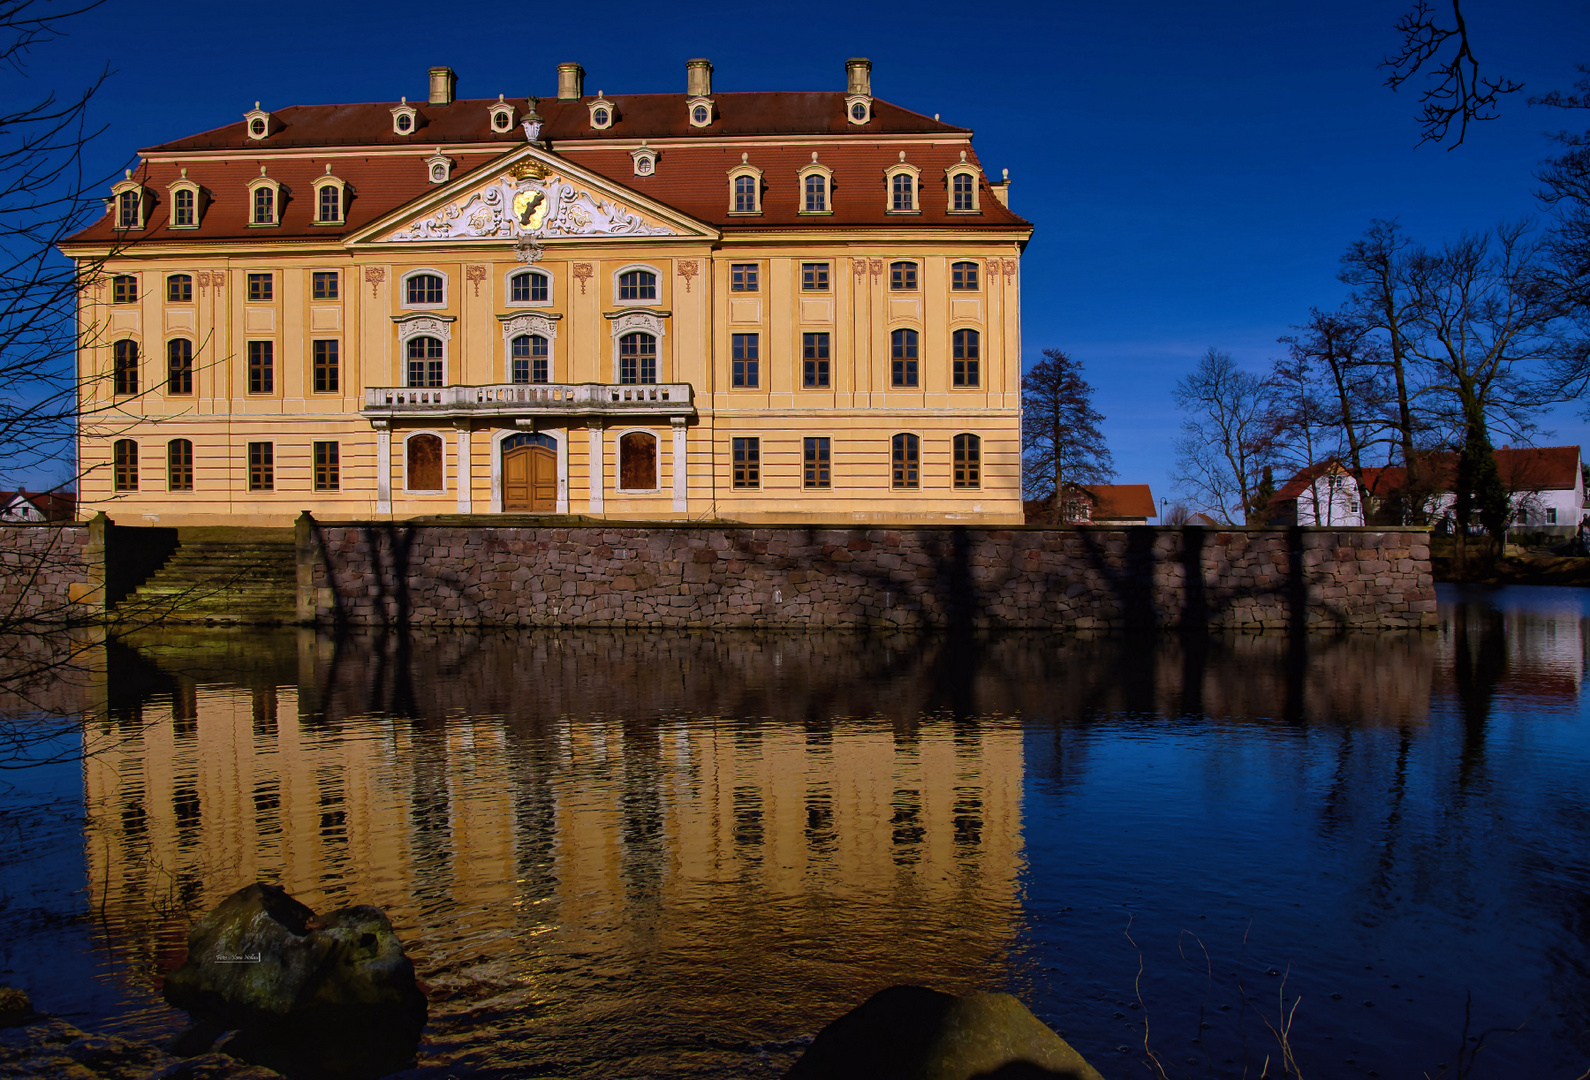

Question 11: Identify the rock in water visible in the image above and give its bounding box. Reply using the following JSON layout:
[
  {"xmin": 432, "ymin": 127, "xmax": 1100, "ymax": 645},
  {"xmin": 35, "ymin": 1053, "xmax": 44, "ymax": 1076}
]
[
  {"xmin": 162, "ymin": 883, "xmax": 426, "ymax": 1078},
  {"xmin": 784, "ymin": 985, "xmax": 1105, "ymax": 1080}
]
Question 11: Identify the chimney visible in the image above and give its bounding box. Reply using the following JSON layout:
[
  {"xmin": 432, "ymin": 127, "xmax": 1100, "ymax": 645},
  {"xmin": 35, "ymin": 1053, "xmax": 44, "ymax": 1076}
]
[
  {"xmin": 846, "ymin": 58, "xmax": 872, "ymax": 97},
  {"xmin": 558, "ymin": 62, "xmax": 585, "ymax": 100},
  {"xmin": 428, "ymin": 66, "xmax": 457, "ymax": 106},
  {"xmin": 687, "ymin": 58, "xmax": 713, "ymax": 98}
]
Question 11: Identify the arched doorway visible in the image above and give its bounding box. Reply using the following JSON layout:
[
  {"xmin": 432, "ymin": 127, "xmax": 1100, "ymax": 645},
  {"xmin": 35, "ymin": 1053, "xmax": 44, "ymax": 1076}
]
[{"xmin": 503, "ymin": 432, "xmax": 556, "ymax": 512}]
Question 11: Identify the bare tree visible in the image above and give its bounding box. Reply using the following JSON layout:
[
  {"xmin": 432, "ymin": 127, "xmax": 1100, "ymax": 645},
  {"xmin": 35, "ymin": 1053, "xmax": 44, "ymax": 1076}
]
[
  {"xmin": 1381, "ymin": 0, "xmax": 1524, "ymax": 149},
  {"xmin": 1172, "ymin": 348, "xmax": 1273, "ymax": 525},
  {"xmin": 1020, "ymin": 348, "xmax": 1115, "ymax": 522}
]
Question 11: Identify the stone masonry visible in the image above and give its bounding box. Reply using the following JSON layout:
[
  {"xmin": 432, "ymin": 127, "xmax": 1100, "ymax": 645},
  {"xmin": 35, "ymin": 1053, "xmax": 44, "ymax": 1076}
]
[
  {"xmin": 301, "ymin": 521, "xmax": 1436, "ymax": 630},
  {"xmin": 0, "ymin": 524, "xmax": 92, "ymax": 624}
]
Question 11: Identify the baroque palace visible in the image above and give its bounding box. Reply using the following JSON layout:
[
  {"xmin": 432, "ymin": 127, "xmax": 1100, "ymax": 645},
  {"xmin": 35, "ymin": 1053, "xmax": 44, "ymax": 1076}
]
[{"xmin": 64, "ymin": 60, "xmax": 1031, "ymax": 526}]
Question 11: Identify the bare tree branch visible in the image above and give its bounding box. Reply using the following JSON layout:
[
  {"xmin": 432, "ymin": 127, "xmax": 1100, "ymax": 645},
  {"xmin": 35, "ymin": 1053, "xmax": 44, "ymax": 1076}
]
[{"xmin": 1381, "ymin": 0, "xmax": 1523, "ymax": 149}]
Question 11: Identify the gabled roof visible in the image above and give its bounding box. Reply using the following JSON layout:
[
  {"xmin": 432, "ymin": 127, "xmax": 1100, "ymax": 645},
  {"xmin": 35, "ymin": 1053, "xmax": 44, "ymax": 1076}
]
[
  {"xmin": 1, "ymin": 489, "xmax": 76, "ymax": 521},
  {"xmin": 1275, "ymin": 446, "xmax": 1583, "ymax": 502},
  {"xmin": 144, "ymin": 93, "xmax": 970, "ymax": 154},
  {"xmin": 1082, "ymin": 484, "xmax": 1156, "ymax": 519}
]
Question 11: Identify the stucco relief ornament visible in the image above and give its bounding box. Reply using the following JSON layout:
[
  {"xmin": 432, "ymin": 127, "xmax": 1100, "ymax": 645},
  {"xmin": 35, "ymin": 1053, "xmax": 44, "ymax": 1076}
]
[
  {"xmin": 387, "ymin": 157, "xmax": 674, "ymax": 243},
  {"xmin": 514, "ymin": 238, "xmax": 544, "ymax": 264}
]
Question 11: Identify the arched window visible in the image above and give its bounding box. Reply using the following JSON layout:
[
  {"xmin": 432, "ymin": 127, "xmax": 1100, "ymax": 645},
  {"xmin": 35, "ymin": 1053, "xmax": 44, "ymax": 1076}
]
[
  {"xmin": 511, "ymin": 334, "xmax": 549, "ymax": 384},
  {"xmin": 619, "ymin": 332, "xmax": 657, "ymax": 384},
  {"xmin": 510, "ymin": 270, "xmax": 548, "ymax": 303},
  {"xmin": 318, "ymin": 184, "xmax": 341, "ymax": 223},
  {"xmin": 113, "ymin": 440, "xmax": 138, "ymax": 491},
  {"xmin": 503, "ymin": 432, "xmax": 555, "ymax": 451},
  {"xmin": 891, "ymin": 173, "xmax": 915, "ymax": 212},
  {"xmin": 167, "ymin": 338, "xmax": 193, "ymax": 395},
  {"xmin": 406, "ymin": 433, "xmax": 444, "ymax": 491},
  {"xmin": 172, "ymin": 187, "xmax": 197, "ymax": 227},
  {"xmin": 117, "ymin": 190, "xmax": 141, "ymax": 229},
  {"xmin": 805, "ymin": 173, "xmax": 827, "ymax": 213},
  {"xmin": 951, "ymin": 261, "xmax": 979, "ymax": 290},
  {"xmin": 406, "ymin": 336, "xmax": 444, "ymax": 387},
  {"xmin": 619, "ymin": 269, "xmax": 656, "ymax": 301},
  {"xmin": 892, "ymin": 433, "xmax": 920, "ymax": 489},
  {"xmin": 404, "ymin": 273, "xmax": 444, "ymax": 305},
  {"xmin": 167, "ymin": 274, "xmax": 193, "ymax": 303},
  {"xmin": 619, "ymin": 431, "xmax": 658, "ymax": 491},
  {"xmin": 167, "ymin": 439, "xmax": 193, "ymax": 491},
  {"xmin": 252, "ymin": 185, "xmax": 275, "ymax": 225},
  {"xmin": 890, "ymin": 329, "xmax": 918, "ymax": 387},
  {"xmin": 953, "ymin": 172, "xmax": 975, "ymax": 211},
  {"xmin": 112, "ymin": 275, "xmax": 137, "ymax": 304},
  {"xmin": 733, "ymin": 174, "xmax": 756, "ymax": 213},
  {"xmin": 952, "ymin": 329, "xmax": 979, "ymax": 387},
  {"xmin": 113, "ymin": 339, "xmax": 139, "ymax": 395},
  {"xmin": 953, "ymin": 434, "xmax": 981, "ymax": 489}
]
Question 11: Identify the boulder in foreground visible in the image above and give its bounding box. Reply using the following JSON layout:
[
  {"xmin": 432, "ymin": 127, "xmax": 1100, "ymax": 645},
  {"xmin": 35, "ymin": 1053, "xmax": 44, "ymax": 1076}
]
[{"xmin": 784, "ymin": 985, "xmax": 1105, "ymax": 1080}]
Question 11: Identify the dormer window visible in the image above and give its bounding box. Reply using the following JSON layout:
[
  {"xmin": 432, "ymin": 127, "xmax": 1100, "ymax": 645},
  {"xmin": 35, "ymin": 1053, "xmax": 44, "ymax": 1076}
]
[
  {"xmin": 243, "ymin": 102, "xmax": 272, "ymax": 140},
  {"xmin": 109, "ymin": 171, "xmax": 146, "ymax": 231},
  {"xmin": 488, "ymin": 94, "xmax": 515, "ymax": 133},
  {"xmin": 797, "ymin": 153, "xmax": 834, "ymax": 215},
  {"xmin": 247, "ymin": 167, "xmax": 280, "ymax": 226},
  {"xmin": 945, "ymin": 151, "xmax": 982, "ymax": 214},
  {"xmin": 587, "ymin": 92, "xmax": 615, "ymax": 130},
  {"xmin": 425, "ymin": 149, "xmax": 452, "ymax": 185},
  {"xmin": 884, "ymin": 153, "xmax": 921, "ymax": 214},
  {"xmin": 167, "ymin": 169, "xmax": 200, "ymax": 229},
  {"xmin": 847, "ymin": 97, "xmax": 871, "ymax": 125},
  {"xmin": 313, "ymin": 166, "xmax": 346, "ymax": 225},
  {"xmin": 727, "ymin": 154, "xmax": 762, "ymax": 216},
  {"xmin": 391, "ymin": 97, "xmax": 418, "ymax": 136},
  {"xmin": 630, "ymin": 142, "xmax": 658, "ymax": 176}
]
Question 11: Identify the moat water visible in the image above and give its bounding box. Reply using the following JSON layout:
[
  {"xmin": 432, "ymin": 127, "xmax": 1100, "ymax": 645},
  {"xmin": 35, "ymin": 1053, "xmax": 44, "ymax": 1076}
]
[{"xmin": 2, "ymin": 585, "xmax": 1588, "ymax": 1078}]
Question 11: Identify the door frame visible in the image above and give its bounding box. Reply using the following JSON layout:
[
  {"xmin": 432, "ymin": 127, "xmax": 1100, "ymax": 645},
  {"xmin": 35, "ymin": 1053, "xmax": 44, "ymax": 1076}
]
[{"xmin": 490, "ymin": 427, "xmax": 567, "ymax": 513}]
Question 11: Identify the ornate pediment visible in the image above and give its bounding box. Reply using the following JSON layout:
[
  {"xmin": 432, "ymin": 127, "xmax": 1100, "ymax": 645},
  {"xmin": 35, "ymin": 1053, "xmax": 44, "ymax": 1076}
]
[{"xmin": 364, "ymin": 152, "xmax": 698, "ymax": 245}]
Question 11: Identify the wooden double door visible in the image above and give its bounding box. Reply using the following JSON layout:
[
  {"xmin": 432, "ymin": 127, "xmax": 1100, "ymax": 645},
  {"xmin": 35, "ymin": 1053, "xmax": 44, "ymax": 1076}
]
[{"xmin": 503, "ymin": 435, "xmax": 556, "ymax": 512}]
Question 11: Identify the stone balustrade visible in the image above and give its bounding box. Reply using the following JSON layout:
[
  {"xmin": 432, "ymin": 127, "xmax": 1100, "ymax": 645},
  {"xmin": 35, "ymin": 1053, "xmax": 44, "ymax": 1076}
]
[{"xmin": 361, "ymin": 382, "xmax": 694, "ymax": 419}]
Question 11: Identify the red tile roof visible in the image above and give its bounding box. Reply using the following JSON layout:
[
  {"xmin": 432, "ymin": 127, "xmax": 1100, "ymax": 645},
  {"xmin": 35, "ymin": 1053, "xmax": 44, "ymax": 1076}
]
[
  {"xmin": 1082, "ymin": 484, "xmax": 1157, "ymax": 520},
  {"xmin": 2, "ymin": 489, "xmax": 77, "ymax": 521},
  {"xmin": 1276, "ymin": 446, "xmax": 1583, "ymax": 501},
  {"xmin": 144, "ymin": 94, "xmax": 970, "ymax": 154}
]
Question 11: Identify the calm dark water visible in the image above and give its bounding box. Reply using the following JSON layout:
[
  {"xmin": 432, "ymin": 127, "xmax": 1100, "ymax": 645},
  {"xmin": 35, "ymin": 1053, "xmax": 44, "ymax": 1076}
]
[{"xmin": 2, "ymin": 585, "xmax": 1589, "ymax": 1078}]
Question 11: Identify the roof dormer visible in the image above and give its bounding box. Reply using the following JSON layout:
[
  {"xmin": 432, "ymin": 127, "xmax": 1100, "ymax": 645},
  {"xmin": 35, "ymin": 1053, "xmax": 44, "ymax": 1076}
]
[
  {"xmin": 844, "ymin": 58, "xmax": 872, "ymax": 126},
  {"xmin": 244, "ymin": 102, "xmax": 273, "ymax": 140},
  {"xmin": 630, "ymin": 141, "xmax": 658, "ymax": 177},
  {"xmin": 588, "ymin": 92, "xmax": 616, "ymax": 131},
  {"xmin": 945, "ymin": 150, "xmax": 982, "ymax": 214},
  {"xmin": 488, "ymin": 94, "xmax": 515, "ymax": 134},
  {"xmin": 884, "ymin": 151, "xmax": 921, "ymax": 215},
  {"xmin": 424, "ymin": 149, "xmax": 453, "ymax": 185},
  {"xmin": 109, "ymin": 170, "xmax": 147, "ymax": 231},
  {"xmin": 246, "ymin": 166, "xmax": 281, "ymax": 227},
  {"xmin": 166, "ymin": 168, "xmax": 202, "ymax": 229},
  {"xmin": 797, "ymin": 152, "xmax": 834, "ymax": 216},
  {"xmin": 391, "ymin": 97, "xmax": 419, "ymax": 136},
  {"xmin": 312, "ymin": 165, "xmax": 347, "ymax": 225}
]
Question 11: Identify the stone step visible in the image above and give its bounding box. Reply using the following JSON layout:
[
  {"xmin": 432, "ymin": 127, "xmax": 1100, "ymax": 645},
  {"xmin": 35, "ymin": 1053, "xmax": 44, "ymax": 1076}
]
[{"xmin": 113, "ymin": 531, "xmax": 299, "ymax": 624}]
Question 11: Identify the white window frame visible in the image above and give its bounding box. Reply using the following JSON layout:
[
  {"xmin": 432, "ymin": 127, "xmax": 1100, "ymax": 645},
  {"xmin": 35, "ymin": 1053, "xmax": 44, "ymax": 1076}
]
[
  {"xmin": 488, "ymin": 95, "xmax": 515, "ymax": 134},
  {"xmin": 312, "ymin": 171, "xmax": 346, "ymax": 226},
  {"xmin": 400, "ymin": 268, "xmax": 449, "ymax": 309},
  {"xmin": 884, "ymin": 160, "xmax": 922, "ymax": 215},
  {"xmin": 797, "ymin": 157, "xmax": 834, "ymax": 216},
  {"xmin": 109, "ymin": 174, "xmax": 146, "ymax": 231},
  {"xmin": 727, "ymin": 157, "xmax": 763, "ymax": 216},
  {"xmin": 607, "ymin": 310, "xmax": 667, "ymax": 384},
  {"xmin": 611, "ymin": 263, "xmax": 662, "ymax": 307},
  {"xmin": 587, "ymin": 94, "xmax": 616, "ymax": 130},
  {"xmin": 424, "ymin": 149, "xmax": 452, "ymax": 185},
  {"xmin": 614, "ymin": 426, "xmax": 663, "ymax": 494},
  {"xmin": 243, "ymin": 102, "xmax": 272, "ymax": 141},
  {"xmin": 246, "ymin": 171, "xmax": 281, "ymax": 227},
  {"xmin": 166, "ymin": 173, "xmax": 200, "ymax": 229},
  {"xmin": 395, "ymin": 314, "xmax": 454, "ymax": 387},
  {"xmin": 402, "ymin": 429, "xmax": 448, "ymax": 493},
  {"xmin": 500, "ymin": 312, "xmax": 560, "ymax": 383},
  {"xmin": 391, "ymin": 97, "xmax": 419, "ymax": 136},
  {"xmin": 946, "ymin": 162, "xmax": 982, "ymax": 214},
  {"xmin": 505, "ymin": 267, "xmax": 554, "ymax": 308}
]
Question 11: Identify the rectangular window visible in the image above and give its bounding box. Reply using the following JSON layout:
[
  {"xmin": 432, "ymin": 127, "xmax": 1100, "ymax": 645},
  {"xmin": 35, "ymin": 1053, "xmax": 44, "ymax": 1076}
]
[
  {"xmin": 313, "ymin": 340, "xmax": 339, "ymax": 393},
  {"xmin": 953, "ymin": 434, "xmax": 981, "ymax": 489},
  {"xmin": 247, "ymin": 442, "xmax": 274, "ymax": 491},
  {"xmin": 173, "ymin": 188, "xmax": 195, "ymax": 227},
  {"xmin": 805, "ymin": 174, "xmax": 826, "ymax": 212},
  {"xmin": 247, "ymin": 340, "xmax": 274, "ymax": 394},
  {"xmin": 731, "ymin": 333, "xmax": 759, "ymax": 388},
  {"xmin": 732, "ymin": 437, "xmax": 760, "ymax": 489},
  {"xmin": 802, "ymin": 332, "xmax": 830, "ymax": 388},
  {"xmin": 951, "ymin": 261, "xmax": 979, "ymax": 290},
  {"xmin": 891, "ymin": 330, "xmax": 919, "ymax": 387},
  {"xmin": 312, "ymin": 272, "xmax": 338, "ymax": 300},
  {"xmin": 952, "ymin": 329, "xmax": 980, "ymax": 387},
  {"xmin": 167, "ymin": 275, "xmax": 193, "ymax": 303},
  {"xmin": 247, "ymin": 273, "xmax": 273, "ymax": 302},
  {"xmin": 892, "ymin": 173, "xmax": 914, "ymax": 211},
  {"xmin": 953, "ymin": 173, "xmax": 975, "ymax": 211},
  {"xmin": 167, "ymin": 440, "xmax": 193, "ymax": 491},
  {"xmin": 318, "ymin": 185, "xmax": 340, "ymax": 223},
  {"xmin": 113, "ymin": 340, "xmax": 138, "ymax": 395},
  {"xmin": 313, "ymin": 442, "xmax": 340, "ymax": 491},
  {"xmin": 801, "ymin": 263, "xmax": 829, "ymax": 291},
  {"xmin": 167, "ymin": 339, "xmax": 193, "ymax": 395},
  {"xmin": 730, "ymin": 263, "xmax": 758, "ymax": 292},
  {"xmin": 1548, "ymin": 507, "xmax": 1559, "ymax": 524},
  {"xmin": 890, "ymin": 262, "xmax": 918, "ymax": 290},
  {"xmin": 113, "ymin": 440, "xmax": 138, "ymax": 491},
  {"xmin": 253, "ymin": 185, "xmax": 275, "ymax": 225},
  {"xmin": 112, "ymin": 275, "xmax": 137, "ymax": 304},
  {"xmin": 803, "ymin": 436, "xmax": 831, "ymax": 490}
]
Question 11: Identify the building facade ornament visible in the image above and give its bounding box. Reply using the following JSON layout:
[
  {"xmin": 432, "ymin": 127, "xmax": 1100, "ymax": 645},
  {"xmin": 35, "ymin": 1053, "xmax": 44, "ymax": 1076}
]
[
  {"xmin": 385, "ymin": 168, "xmax": 674, "ymax": 243},
  {"xmin": 364, "ymin": 266, "xmax": 386, "ymax": 296},
  {"xmin": 605, "ymin": 309, "xmax": 667, "ymax": 339},
  {"xmin": 394, "ymin": 314, "xmax": 454, "ymax": 342},
  {"xmin": 676, "ymin": 260, "xmax": 698, "ymax": 292},
  {"xmin": 500, "ymin": 312, "xmax": 559, "ymax": 340}
]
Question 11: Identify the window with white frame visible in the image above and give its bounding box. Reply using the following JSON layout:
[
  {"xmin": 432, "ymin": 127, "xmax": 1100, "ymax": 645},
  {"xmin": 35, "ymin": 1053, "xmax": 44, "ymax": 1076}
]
[
  {"xmin": 510, "ymin": 269, "xmax": 549, "ymax": 304},
  {"xmin": 798, "ymin": 155, "xmax": 834, "ymax": 215},
  {"xmin": 619, "ymin": 333, "xmax": 657, "ymax": 384},
  {"xmin": 618, "ymin": 268, "xmax": 657, "ymax": 302},
  {"xmin": 885, "ymin": 157, "xmax": 921, "ymax": 214},
  {"xmin": 314, "ymin": 173, "xmax": 345, "ymax": 225},
  {"xmin": 511, "ymin": 334, "xmax": 549, "ymax": 384},
  {"xmin": 946, "ymin": 154, "xmax": 982, "ymax": 214},
  {"xmin": 727, "ymin": 157, "xmax": 762, "ymax": 215},
  {"xmin": 403, "ymin": 272, "xmax": 446, "ymax": 307},
  {"xmin": 406, "ymin": 337, "xmax": 444, "ymax": 387}
]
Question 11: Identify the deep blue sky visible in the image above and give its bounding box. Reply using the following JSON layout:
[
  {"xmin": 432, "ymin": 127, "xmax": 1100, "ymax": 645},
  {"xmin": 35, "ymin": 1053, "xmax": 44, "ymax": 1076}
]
[{"xmin": 26, "ymin": 0, "xmax": 1590, "ymax": 507}]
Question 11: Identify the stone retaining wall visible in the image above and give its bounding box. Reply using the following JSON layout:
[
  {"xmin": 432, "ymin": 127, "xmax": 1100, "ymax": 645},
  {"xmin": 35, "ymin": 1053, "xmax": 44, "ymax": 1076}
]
[
  {"xmin": 301, "ymin": 521, "xmax": 1436, "ymax": 630},
  {"xmin": 0, "ymin": 523, "xmax": 93, "ymax": 625}
]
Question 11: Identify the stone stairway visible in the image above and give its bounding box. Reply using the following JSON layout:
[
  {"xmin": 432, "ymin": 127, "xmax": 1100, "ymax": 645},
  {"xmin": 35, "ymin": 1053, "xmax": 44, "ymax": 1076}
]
[{"xmin": 114, "ymin": 527, "xmax": 297, "ymax": 624}]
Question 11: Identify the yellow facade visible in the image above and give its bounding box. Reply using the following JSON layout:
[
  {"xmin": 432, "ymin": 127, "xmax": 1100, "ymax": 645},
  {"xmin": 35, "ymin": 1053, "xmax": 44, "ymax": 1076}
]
[{"xmin": 66, "ymin": 67, "xmax": 1031, "ymax": 527}]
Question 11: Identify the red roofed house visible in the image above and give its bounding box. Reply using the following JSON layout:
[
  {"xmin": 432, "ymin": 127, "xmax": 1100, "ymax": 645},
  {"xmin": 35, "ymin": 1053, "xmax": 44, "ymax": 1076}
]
[
  {"xmin": 1274, "ymin": 446, "xmax": 1586, "ymax": 529},
  {"xmin": 61, "ymin": 60, "xmax": 1031, "ymax": 526},
  {"xmin": 0, "ymin": 489, "xmax": 77, "ymax": 522},
  {"xmin": 1076, "ymin": 484, "xmax": 1156, "ymax": 525}
]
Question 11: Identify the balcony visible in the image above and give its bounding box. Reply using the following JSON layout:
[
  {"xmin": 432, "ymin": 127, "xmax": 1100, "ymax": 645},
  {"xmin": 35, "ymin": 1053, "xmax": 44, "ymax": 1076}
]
[{"xmin": 361, "ymin": 382, "xmax": 695, "ymax": 421}]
